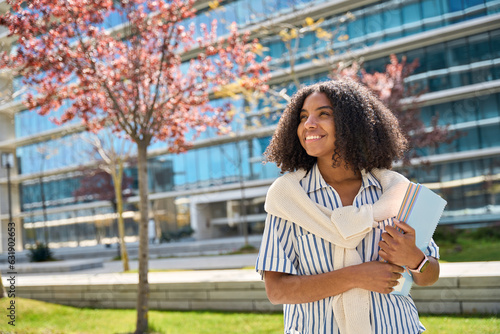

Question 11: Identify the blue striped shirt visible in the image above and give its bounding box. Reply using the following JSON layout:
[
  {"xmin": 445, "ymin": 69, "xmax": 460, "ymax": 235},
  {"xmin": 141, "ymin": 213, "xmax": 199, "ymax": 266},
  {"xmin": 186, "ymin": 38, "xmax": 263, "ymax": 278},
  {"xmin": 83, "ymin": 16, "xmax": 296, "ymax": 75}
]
[{"xmin": 256, "ymin": 164, "xmax": 439, "ymax": 334}]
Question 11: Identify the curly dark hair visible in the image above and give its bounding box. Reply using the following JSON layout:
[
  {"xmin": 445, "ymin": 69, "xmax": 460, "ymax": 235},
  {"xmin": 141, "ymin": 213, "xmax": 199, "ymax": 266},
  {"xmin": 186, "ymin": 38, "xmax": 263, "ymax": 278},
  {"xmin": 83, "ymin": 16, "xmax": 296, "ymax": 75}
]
[{"xmin": 264, "ymin": 78, "xmax": 408, "ymax": 173}]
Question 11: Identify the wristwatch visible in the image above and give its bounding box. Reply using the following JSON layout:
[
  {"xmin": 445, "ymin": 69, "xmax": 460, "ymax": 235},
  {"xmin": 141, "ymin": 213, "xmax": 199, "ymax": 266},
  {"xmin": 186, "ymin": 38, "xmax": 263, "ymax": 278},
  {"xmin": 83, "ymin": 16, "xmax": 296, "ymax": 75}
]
[{"xmin": 408, "ymin": 255, "xmax": 430, "ymax": 274}]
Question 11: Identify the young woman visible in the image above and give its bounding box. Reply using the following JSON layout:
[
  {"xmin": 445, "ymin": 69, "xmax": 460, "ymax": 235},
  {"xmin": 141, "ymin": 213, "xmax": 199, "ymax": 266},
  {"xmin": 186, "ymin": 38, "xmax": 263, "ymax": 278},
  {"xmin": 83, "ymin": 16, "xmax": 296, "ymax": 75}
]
[{"xmin": 256, "ymin": 78, "xmax": 440, "ymax": 333}]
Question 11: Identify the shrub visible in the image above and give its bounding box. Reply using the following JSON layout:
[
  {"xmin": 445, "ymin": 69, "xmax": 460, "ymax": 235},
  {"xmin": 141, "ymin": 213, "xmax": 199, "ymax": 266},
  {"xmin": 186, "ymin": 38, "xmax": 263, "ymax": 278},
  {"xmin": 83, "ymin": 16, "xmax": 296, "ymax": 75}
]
[
  {"xmin": 433, "ymin": 225, "xmax": 462, "ymax": 244},
  {"xmin": 160, "ymin": 225, "xmax": 194, "ymax": 243},
  {"xmin": 433, "ymin": 223, "xmax": 500, "ymax": 243},
  {"xmin": 28, "ymin": 242, "xmax": 55, "ymax": 262},
  {"xmin": 468, "ymin": 223, "xmax": 500, "ymax": 241}
]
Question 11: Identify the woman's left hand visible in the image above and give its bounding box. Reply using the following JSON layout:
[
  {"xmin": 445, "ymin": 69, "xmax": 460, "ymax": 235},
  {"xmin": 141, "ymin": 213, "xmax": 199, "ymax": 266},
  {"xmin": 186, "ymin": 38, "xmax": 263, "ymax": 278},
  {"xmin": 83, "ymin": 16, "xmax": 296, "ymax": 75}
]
[{"xmin": 378, "ymin": 219, "xmax": 425, "ymax": 269}]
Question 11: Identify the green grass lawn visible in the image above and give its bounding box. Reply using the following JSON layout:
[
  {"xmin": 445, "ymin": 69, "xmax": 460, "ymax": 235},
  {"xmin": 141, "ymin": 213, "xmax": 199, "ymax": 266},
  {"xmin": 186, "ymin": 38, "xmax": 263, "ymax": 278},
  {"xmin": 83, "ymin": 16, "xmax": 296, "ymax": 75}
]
[
  {"xmin": 438, "ymin": 238, "xmax": 500, "ymax": 262},
  {"xmin": 0, "ymin": 298, "xmax": 498, "ymax": 334},
  {"xmin": 434, "ymin": 225, "xmax": 500, "ymax": 262},
  {"xmin": 1, "ymin": 298, "xmax": 282, "ymax": 334},
  {"xmin": 2, "ymin": 226, "xmax": 498, "ymax": 333}
]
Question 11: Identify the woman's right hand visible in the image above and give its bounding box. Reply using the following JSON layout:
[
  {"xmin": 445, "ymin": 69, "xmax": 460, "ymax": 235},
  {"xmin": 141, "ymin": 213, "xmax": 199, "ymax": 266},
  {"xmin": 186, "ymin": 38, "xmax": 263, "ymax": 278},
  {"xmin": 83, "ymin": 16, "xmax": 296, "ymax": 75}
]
[{"xmin": 353, "ymin": 261, "xmax": 404, "ymax": 294}]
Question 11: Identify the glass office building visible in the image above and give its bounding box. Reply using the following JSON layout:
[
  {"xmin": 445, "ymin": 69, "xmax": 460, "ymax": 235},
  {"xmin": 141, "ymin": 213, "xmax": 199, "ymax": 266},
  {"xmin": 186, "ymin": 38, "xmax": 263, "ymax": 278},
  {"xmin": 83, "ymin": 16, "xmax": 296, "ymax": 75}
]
[{"xmin": 0, "ymin": 0, "xmax": 499, "ymax": 252}]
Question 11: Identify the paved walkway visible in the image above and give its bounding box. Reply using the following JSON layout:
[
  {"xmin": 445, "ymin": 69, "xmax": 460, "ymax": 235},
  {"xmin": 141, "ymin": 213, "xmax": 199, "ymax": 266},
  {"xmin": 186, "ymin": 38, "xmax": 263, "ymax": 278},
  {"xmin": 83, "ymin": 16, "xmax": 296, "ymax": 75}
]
[
  {"xmin": 1, "ymin": 235, "xmax": 264, "ymax": 263},
  {"xmin": 6, "ymin": 254, "xmax": 500, "ymax": 287},
  {"xmin": 5, "ymin": 253, "xmax": 259, "ymax": 285},
  {"xmin": 3, "ymin": 252, "xmax": 258, "ymax": 275},
  {"xmin": 3, "ymin": 235, "xmax": 499, "ymax": 288},
  {"xmin": 79, "ymin": 252, "xmax": 259, "ymax": 274}
]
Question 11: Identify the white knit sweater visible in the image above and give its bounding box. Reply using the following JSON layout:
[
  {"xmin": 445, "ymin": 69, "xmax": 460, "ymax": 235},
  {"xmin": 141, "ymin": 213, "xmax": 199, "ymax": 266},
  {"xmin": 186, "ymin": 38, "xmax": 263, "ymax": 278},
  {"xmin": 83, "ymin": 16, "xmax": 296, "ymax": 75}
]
[{"xmin": 264, "ymin": 168, "xmax": 409, "ymax": 334}]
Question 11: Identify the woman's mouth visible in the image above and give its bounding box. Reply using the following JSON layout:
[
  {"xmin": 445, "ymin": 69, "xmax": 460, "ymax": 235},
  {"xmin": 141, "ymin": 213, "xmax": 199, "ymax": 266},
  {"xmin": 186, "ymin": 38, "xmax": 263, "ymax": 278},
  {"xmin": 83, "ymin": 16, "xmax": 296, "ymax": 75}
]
[{"xmin": 305, "ymin": 135, "xmax": 323, "ymax": 142}]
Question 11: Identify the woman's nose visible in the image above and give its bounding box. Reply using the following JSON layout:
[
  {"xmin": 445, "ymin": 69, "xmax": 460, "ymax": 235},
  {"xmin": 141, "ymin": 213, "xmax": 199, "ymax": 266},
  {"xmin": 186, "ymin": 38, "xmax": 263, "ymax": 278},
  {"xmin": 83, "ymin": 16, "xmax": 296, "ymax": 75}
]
[{"xmin": 304, "ymin": 116, "xmax": 317, "ymax": 128}]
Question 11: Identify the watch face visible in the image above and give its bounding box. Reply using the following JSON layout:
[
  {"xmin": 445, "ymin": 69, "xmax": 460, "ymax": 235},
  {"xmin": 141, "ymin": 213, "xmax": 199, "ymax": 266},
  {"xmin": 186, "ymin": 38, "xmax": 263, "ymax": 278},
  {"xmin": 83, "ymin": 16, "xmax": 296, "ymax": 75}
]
[{"xmin": 420, "ymin": 259, "xmax": 430, "ymax": 273}]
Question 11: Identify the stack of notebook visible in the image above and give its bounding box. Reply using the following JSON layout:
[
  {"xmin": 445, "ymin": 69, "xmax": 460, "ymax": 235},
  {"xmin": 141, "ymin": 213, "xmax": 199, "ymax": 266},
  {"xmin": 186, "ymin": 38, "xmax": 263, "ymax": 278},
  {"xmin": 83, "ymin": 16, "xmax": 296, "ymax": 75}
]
[{"xmin": 390, "ymin": 183, "xmax": 447, "ymax": 296}]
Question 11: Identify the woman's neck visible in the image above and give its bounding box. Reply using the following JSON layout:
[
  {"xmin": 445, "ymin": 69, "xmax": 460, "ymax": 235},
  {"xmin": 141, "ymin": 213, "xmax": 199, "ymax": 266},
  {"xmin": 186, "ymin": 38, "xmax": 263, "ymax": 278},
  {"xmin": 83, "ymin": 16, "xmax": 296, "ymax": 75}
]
[
  {"xmin": 317, "ymin": 160, "xmax": 361, "ymax": 185},
  {"xmin": 318, "ymin": 160, "xmax": 362, "ymax": 206}
]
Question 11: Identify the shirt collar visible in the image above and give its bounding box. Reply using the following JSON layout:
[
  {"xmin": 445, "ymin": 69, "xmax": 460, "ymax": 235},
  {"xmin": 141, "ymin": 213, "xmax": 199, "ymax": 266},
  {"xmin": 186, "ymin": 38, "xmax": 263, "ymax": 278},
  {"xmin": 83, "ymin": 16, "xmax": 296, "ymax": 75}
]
[
  {"xmin": 301, "ymin": 163, "xmax": 382, "ymax": 194},
  {"xmin": 361, "ymin": 169, "xmax": 383, "ymax": 191}
]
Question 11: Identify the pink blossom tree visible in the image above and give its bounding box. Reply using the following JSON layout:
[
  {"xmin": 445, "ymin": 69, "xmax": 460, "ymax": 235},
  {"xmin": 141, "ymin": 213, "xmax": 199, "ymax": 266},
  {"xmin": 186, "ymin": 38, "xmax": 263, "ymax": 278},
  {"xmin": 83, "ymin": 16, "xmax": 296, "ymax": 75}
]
[{"xmin": 0, "ymin": 0, "xmax": 269, "ymax": 332}]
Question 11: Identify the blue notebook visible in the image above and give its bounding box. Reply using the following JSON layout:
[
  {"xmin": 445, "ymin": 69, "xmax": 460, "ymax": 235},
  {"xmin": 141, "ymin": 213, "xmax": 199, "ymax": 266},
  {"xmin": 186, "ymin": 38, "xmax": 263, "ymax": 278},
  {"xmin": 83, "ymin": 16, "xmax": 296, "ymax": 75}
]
[{"xmin": 390, "ymin": 183, "xmax": 447, "ymax": 296}]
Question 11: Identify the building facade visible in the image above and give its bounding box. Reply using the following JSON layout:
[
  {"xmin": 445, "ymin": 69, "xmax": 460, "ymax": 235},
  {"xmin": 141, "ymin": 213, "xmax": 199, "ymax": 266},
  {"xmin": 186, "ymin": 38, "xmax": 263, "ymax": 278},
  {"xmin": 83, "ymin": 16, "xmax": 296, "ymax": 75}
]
[{"xmin": 0, "ymin": 0, "xmax": 499, "ymax": 252}]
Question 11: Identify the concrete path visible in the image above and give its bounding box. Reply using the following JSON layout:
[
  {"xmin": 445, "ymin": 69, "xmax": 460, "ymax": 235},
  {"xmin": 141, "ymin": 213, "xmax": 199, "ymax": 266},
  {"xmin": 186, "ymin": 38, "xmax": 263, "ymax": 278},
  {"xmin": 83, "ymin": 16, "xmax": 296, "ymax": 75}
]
[
  {"xmin": 83, "ymin": 252, "xmax": 259, "ymax": 274},
  {"xmin": 3, "ymin": 252, "xmax": 258, "ymax": 276},
  {"xmin": 1, "ymin": 235, "xmax": 263, "ymax": 264},
  {"xmin": 6, "ymin": 255, "xmax": 500, "ymax": 286},
  {"xmin": 3, "ymin": 235, "xmax": 499, "ymax": 290}
]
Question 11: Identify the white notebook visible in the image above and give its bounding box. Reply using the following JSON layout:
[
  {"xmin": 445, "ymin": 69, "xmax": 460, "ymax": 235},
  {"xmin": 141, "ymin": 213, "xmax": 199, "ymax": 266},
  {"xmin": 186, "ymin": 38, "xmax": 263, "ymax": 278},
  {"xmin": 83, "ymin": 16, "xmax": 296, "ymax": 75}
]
[{"xmin": 390, "ymin": 183, "xmax": 447, "ymax": 296}]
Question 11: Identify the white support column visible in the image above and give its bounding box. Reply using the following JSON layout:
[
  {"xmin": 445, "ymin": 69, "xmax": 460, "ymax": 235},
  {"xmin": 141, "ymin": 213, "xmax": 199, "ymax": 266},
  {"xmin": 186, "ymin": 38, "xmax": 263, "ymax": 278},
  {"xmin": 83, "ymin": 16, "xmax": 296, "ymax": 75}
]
[{"xmin": 189, "ymin": 186, "xmax": 270, "ymax": 240}]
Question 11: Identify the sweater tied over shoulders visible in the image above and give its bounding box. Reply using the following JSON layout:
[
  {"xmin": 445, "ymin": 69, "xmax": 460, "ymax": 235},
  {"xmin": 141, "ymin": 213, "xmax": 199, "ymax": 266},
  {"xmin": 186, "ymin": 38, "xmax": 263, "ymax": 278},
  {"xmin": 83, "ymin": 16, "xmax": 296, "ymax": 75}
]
[{"xmin": 264, "ymin": 168, "xmax": 410, "ymax": 334}]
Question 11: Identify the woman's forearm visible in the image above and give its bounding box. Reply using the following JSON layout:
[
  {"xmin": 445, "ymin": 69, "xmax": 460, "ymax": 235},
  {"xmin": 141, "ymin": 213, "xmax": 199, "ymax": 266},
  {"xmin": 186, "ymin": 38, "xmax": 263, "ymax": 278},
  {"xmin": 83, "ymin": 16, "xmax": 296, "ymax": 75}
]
[
  {"xmin": 263, "ymin": 267, "xmax": 356, "ymax": 305},
  {"xmin": 264, "ymin": 261, "xmax": 404, "ymax": 305}
]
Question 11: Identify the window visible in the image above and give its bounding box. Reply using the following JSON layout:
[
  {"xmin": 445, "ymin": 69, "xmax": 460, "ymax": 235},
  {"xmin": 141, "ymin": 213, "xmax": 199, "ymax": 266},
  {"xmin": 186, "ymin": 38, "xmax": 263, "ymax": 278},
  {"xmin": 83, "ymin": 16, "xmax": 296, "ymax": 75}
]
[
  {"xmin": 363, "ymin": 57, "xmax": 387, "ymax": 73},
  {"xmin": 276, "ymin": 0, "xmax": 295, "ymax": 12},
  {"xmin": 449, "ymin": 70, "xmax": 472, "ymax": 88},
  {"xmin": 223, "ymin": 2, "xmax": 237, "ymax": 27},
  {"xmin": 471, "ymin": 67, "xmax": 494, "ymax": 84},
  {"xmin": 416, "ymin": 164, "xmax": 440, "ymax": 183},
  {"xmin": 494, "ymin": 64, "xmax": 500, "ymax": 80},
  {"xmin": 347, "ymin": 16, "xmax": 364, "ymax": 40},
  {"xmin": 477, "ymin": 93, "xmax": 499, "ymax": 119},
  {"xmin": 447, "ymin": 0, "xmax": 464, "ymax": 12},
  {"xmin": 489, "ymin": 30, "xmax": 500, "ymax": 58},
  {"xmin": 383, "ymin": 6, "xmax": 402, "ymax": 29},
  {"xmin": 448, "ymin": 72, "xmax": 462, "ymax": 88},
  {"xmin": 402, "ymin": 2, "xmax": 422, "ymax": 24},
  {"xmin": 428, "ymin": 74, "xmax": 450, "ymax": 92},
  {"xmin": 247, "ymin": 0, "xmax": 265, "ymax": 23},
  {"xmin": 422, "ymin": 0, "xmax": 443, "ymax": 18},
  {"xmin": 463, "ymin": 183, "xmax": 486, "ymax": 209},
  {"xmin": 426, "ymin": 44, "xmax": 446, "ymax": 71},
  {"xmin": 405, "ymin": 49, "xmax": 426, "ymax": 73},
  {"xmin": 453, "ymin": 98, "xmax": 477, "ymax": 123},
  {"xmin": 447, "ymin": 39, "xmax": 469, "ymax": 66},
  {"xmin": 197, "ymin": 147, "xmax": 210, "ymax": 183},
  {"xmin": 439, "ymin": 161, "xmax": 459, "ymax": 182},
  {"xmin": 469, "ymin": 33, "xmax": 491, "ymax": 62},
  {"xmin": 437, "ymin": 136, "xmax": 457, "ymax": 154},
  {"xmin": 173, "ymin": 154, "xmax": 186, "ymax": 189},
  {"xmin": 420, "ymin": 105, "xmax": 434, "ymax": 127},
  {"xmin": 297, "ymin": 31, "xmax": 314, "ymax": 65},
  {"xmin": 220, "ymin": 143, "xmax": 238, "ymax": 180},
  {"xmin": 480, "ymin": 124, "xmax": 500, "ymax": 148},
  {"xmin": 465, "ymin": 0, "xmax": 485, "ymax": 8},
  {"xmin": 268, "ymin": 39, "xmax": 286, "ymax": 67},
  {"xmin": 208, "ymin": 146, "xmax": 223, "ymax": 182},
  {"xmin": 184, "ymin": 150, "xmax": 197, "ymax": 186},
  {"xmin": 457, "ymin": 127, "xmax": 480, "ymax": 151},
  {"xmin": 364, "ymin": 12, "xmax": 383, "ymax": 35}
]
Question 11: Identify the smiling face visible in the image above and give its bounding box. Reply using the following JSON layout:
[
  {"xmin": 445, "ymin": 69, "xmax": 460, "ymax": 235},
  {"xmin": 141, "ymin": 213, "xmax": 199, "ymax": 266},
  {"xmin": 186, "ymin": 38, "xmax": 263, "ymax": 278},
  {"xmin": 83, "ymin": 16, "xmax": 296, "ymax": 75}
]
[{"xmin": 297, "ymin": 92, "xmax": 337, "ymax": 164}]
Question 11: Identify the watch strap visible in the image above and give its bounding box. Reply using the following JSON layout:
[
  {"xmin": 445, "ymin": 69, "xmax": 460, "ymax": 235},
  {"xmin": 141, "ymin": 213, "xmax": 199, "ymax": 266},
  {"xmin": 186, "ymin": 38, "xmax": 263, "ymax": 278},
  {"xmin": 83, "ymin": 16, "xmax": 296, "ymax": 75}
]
[{"xmin": 408, "ymin": 255, "xmax": 429, "ymax": 274}]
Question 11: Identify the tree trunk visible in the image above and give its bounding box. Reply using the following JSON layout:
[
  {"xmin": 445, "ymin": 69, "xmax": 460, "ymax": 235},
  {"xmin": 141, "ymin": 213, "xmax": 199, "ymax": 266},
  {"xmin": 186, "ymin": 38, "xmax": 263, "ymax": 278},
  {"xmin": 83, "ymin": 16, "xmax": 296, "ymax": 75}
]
[
  {"xmin": 135, "ymin": 140, "xmax": 149, "ymax": 334},
  {"xmin": 0, "ymin": 273, "xmax": 6, "ymax": 298},
  {"xmin": 113, "ymin": 161, "xmax": 130, "ymax": 272}
]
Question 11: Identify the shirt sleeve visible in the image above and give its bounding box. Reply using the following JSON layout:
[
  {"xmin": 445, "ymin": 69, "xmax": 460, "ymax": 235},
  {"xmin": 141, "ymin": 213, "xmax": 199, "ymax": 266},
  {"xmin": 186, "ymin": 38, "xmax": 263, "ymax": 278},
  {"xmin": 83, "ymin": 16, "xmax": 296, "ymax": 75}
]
[
  {"xmin": 255, "ymin": 213, "xmax": 299, "ymax": 279},
  {"xmin": 424, "ymin": 237, "xmax": 440, "ymax": 259}
]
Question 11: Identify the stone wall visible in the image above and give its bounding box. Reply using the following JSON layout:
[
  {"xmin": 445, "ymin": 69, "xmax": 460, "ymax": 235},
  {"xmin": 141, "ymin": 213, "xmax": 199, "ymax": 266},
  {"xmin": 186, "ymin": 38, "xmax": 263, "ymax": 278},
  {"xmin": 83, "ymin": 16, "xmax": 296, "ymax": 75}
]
[{"xmin": 17, "ymin": 274, "xmax": 500, "ymax": 314}]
